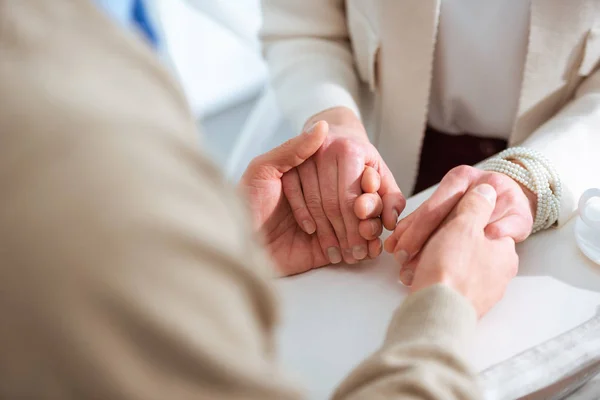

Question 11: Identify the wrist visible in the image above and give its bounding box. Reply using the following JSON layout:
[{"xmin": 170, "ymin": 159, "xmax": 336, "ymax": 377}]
[
  {"xmin": 509, "ymin": 160, "xmax": 537, "ymax": 220},
  {"xmin": 304, "ymin": 107, "xmax": 369, "ymax": 141}
]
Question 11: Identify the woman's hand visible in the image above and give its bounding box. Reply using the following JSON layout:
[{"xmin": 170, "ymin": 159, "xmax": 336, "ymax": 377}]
[
  {"xmin": 241, "ymin": 121, "xmax": 385, "ymax": 276},
  {"xmin": 282, "ymin": 107, "xmax": 405, "ymax": 265},
  {"xmin": 385, "ymin": 165, "xmax": 534, "ymax": 280},
  {"xmin": 408, "ymin": 184, "xmax": 519, "ymax": 317}
]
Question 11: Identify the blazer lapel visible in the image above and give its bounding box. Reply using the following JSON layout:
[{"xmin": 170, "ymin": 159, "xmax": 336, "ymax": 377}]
[{"xmin": 377, "ymin": 0, "xmax": 440, "ymax": 195}]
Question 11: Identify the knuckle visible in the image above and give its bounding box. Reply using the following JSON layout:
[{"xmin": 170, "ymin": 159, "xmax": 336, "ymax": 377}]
[
  {"xmin": 289, "ymin": 202, "xmax": 308, "ymax": 215},
  {"xmin": 321, "ymin": 134, "xmax": 334, "ymax": 148},
  {"xmin": 336, "ymin": 230, "xmax": 349, "ymax": 243},
  {"xmin": 331, "ymin": 137, "xmax": 362, "ymax": 157},
  {"xmin": 486, "ymin": 223, "xmax": 503, "ymax": 238},
  {"xmin": 484, "ymin": 172, "xmax": 507, "ymax": 189},
  {"xmin": 282, "ymin": 179, "xmax": 301, "ymax": 196},
  {"xmin": 421, "ymin": 202, "xmax": 445, "ymax": 223},
  {"xmin": 343, "ymin": 196, "xmax": 358, "ymax": 212},
  {"xmin": 447, "ymin": 165, "xmax": 474, "ymax": 181},
  {"xmin": 316, "ymin": 229, "xmax": 335, "ymax": 243},
  {"xmin": 304, "ymin": 194, "xmax": 323, "ymax": 211},
  {"xmin": 308, "ymin": 207, "xmax": 327, "ymax": 220},
  {"xmin": 246, "ymin": 158, "xmax": 263, "ymax": 176},
  {"xmin": 504, "ymin": 190, "xmax": 520, "ymax": 204},
  {"xmin": 322, "ymin": 198, "xmax": 342, "ymax": 217}
]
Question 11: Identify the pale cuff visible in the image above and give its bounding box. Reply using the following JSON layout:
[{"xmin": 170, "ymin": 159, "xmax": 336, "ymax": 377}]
[
  {"xmin": 521, "ymin": 93, "xmax": 600, "ymax": 227},
  {"xmin": 385, "ymin": 284, "xmax": 477, "ymax": 352}
]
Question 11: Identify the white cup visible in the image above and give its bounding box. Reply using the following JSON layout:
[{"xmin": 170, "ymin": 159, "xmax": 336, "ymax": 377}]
[{"xmin": 575, "ymin": 188, "xmax": 600, "ymax": 265}]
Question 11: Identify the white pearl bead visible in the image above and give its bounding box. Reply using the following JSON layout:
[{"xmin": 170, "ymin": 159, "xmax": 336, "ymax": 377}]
[{"xmin": 482, "ymin": 147, "xmax": 561, "ymax": 233}]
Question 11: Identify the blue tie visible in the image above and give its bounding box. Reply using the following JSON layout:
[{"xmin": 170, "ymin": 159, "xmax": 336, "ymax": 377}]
[
  {"xmin": 94, "ymin": 0, "xmax": 159, "ymax": 49},
  {"xmin": 131, "ymin": 0, "xmax": 158, "ymax": 48}
]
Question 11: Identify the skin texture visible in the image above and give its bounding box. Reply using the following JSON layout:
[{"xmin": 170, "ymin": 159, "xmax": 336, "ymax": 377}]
[
  {"xmin": 240, "ymin": 121, "xmax": 384, "ymax": 276},
  {"xmin": 409, "ymin": 184, "xmax": 520, "ymax": 318},
  {"xmin": 385, "ymin": 165, "xmax": 535, "ymax": 283},
  {"xmin": 242, "ymin": 110, "xmax": 534, "ymax": 278},
  {"xmin": 283, "ymin": 107, "xmax": 405, "ymax": 265}
]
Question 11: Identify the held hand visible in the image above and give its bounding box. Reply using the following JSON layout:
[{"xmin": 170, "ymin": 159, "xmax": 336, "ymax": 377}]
[
  {"xmin": 408, "ymin": 184, "xmax": 519, "ymax": 317},
  {"xmin": 240, "ymin": 121, "xmax": 332, "ymax": 276},
  {"xmin": 385, "ymin": 165, "xmax": 534, "ymax": 279},
  {"xmin": 283, "ymin": 107, "xmax": 405, "ymax": 265}
]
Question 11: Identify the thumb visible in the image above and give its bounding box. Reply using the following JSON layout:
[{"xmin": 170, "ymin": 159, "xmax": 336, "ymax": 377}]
[
  {"xmin": 376, "ymin": 163, "xmax": 406, "ymax": 231},
  {"xmin": 454, "ymin": 184, "xmax": 497, "ymax": 230},
  {"xmin": 363, "ymin": 144, "xmax": 406, "ymax": 230},
  {"xmin": 259, "ymin": 121, "xmax": 328, "ymax": 176}
]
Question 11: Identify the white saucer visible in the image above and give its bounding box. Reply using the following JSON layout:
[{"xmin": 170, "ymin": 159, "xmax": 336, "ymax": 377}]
[{"xmin": 575, "ymin": 217, "xmax": 600, "ymax": 265}]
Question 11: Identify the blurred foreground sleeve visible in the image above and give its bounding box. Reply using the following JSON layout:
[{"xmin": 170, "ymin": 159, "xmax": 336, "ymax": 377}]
[
  {"xmin": 333, "ymin": 285, "xmax": 481, "ymax": 400},
  {"xmin": 0, "ymin": 1, "xmax": 300, "ymax": 399}
]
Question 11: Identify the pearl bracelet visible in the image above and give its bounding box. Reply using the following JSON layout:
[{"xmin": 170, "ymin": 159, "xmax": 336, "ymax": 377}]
[{"xmin": 482, "ymin": 147, "xmax": 562, "ymax": 233}]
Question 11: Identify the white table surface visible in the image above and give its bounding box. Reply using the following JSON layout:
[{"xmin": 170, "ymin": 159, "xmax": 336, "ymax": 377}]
[{"xmin": 276, "ymin": 187, "xmax": 600, "ymax": 399}]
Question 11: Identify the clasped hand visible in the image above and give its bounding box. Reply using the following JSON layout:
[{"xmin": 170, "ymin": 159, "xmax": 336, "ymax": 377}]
[
  {"xmin": 240, "ymin": 118, "xmax": 534, "ymax": 285},
  {"xmin": 240, "ymin": 120, "xmax": 402, "ymax": 276},
  {"xmin": 385, "ymin": 165, "xmax": 535, "ymax": 285}
]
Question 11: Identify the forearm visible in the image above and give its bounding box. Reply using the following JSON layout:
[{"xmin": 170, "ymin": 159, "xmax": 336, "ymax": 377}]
[
  {"xmin": 261, "ymin": 0, "xmax": 362, "ymax": 133},
  {"xmin": 332, "ymin": 285, "xmax": 481, "ymax": 400},
  {"xmin": 305, "ymin": 106, "xmax": 369, "ymax": 140}
]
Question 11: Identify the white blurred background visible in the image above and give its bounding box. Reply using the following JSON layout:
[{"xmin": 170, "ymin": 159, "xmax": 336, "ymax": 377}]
[{"xmin": 154, "ymin": 0, "xmax": 294, "ymax": 180}]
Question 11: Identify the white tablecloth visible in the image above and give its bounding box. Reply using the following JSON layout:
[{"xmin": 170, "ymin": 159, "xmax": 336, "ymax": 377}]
[{"xmin": 276, "ymin": 187, "xmax": 600, "ymax": 399}]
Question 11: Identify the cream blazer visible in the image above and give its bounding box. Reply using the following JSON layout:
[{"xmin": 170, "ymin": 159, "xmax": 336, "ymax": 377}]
[{"xmin": 262, "ymin": 0, "xmax": 600, "ymax": 226}]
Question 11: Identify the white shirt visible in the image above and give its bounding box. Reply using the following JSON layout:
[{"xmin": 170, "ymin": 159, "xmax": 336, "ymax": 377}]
[{"xmin": 427, "ymin": 0, "xmax": 531, "ymax": 138}]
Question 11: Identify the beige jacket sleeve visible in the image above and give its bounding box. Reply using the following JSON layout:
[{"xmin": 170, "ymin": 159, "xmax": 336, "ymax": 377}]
[
  {"xmin": 0, "ymin": 1, "xmax": 478, "ymax": 399},
  {"xmin": 261, "ymin": 0, "xmax": 362, "ymax": 132},
  {"xmin": 521, "ymin": 67, "xmax": 600, "ymax": 226}
]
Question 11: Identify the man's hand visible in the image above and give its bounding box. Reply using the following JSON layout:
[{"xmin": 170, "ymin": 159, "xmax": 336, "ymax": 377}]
[
  {"xmin": 283, "ymin": 107, "xmax": 405, "ymax": 265},
  {"xmin": 408, "ymin": 184, "xmax": 519, "ymax": 317},
  {"xmin": 240, "ymin": 121, "xmax": 383, "ymax": 276},
  {"xmin": 385, "ymin": 165, "xmax": 534, "ymax": 278}
]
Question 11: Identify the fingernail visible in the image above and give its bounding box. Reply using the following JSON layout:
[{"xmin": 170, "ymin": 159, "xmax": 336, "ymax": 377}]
[
  {"xmin": 305, "ymin": 122, "xmax": 318, "ymax": 134},
  {"xmin": 302, "ymin": 220, "xmax": 316, "ymax": 234},
  {"xmin": 343, "ymin": 248, "xmax": 357, "ymax": 264},
  {"xmin": 399, "ymin": 269, "xmax": 414, "ymax": 286},
  {"xmin": 394, "ymin": 250, "xmax": 409, "ymax": 266},
  {"xmin": 327, "ymin": 247, "xmax": 342, "ymax": 264},
  {"xmin": 371, "ymin": 221, "xmax": 379, "ymax": 236},
  {"xmin": 392, "ymin": 209, "xmax": 399, "ymax": 225},
  {"xmin": 474, "ymin": 184, "xmax": 497, "ymax": 205},
  {"xmin": 366, "ymin": 197, "xmax": 375, "ymax": 213},
  {"xmin": 373, "ymin": 238, "xmax": 383, "ymax": 257},
  {"xmin": 352, "ymin": 245, "xmax": 367, "ymax": 260}
]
